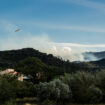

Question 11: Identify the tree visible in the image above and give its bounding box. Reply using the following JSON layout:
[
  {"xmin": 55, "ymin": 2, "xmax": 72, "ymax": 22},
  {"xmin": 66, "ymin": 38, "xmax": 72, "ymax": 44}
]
[
  {"xmin": 60, "ymin": 72, "xmax": 102, "ymax": 103},
  {"xmin": 87, "ymin": 85, "xmax": 102, "ymax": 103},
  {"xmin": 0, "ymin": 76, "xmax": 16, "ymax": 103},
  {"xmin": 36, "ymin": 79, "xmax": 72, "ymax": 102},
  {"xmin": 95, "ymin": 70, "xmax": 105, "ymax": 101},
  {"xmin": 16, "ymin": 57, "xmax": 63, "ymax": 83},
  {"xmin": 15, "ymin": 57, "xmax": 49, "ymax": 83}
]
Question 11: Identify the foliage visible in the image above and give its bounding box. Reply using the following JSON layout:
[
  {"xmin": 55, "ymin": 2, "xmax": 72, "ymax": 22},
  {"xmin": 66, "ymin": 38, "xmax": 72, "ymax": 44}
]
[
  {"xmin": 0, "ymin": 74, "xmax": 35, "ymax": 104},
  {"xmin": 36, "ymin": 79, "xmax": 71, "ymax": 102},
  {"xmin": 40, "ymin": 99, "xmax": 56, "ymax": 105},
  {"xmin": 16, "ymin": 57, "xmax": 48, "ymax": 83},
  {"xmin": 16, "ymin": 57, "xmax": 63, "ymax": 83},
  {"xmin": 95, "ymin": 70, "xmax": 105, "ymax": 101},
  {"xmin": 60, "ymin": 72, "xmax": 102, "ymax": 103},
  {"xmin": 0, "ymin": 76, "xmax": 16, "ymax": 103},
  {"xmin": 3, "ymin": 100, "xmax": 16, "ymax": 105},
  {"xmin": 87, "ymin": 85, "xmax": 102, "ymax": 103},
  {"xmin": 13, "ymin": 81, "xmax": 35, "ymax": 98},
  {"xmin": 1, "ymin": 48, "xmax": 105, "ymax": 104},
  {"xmin": 0, "ymin": 48, "xmax": 83, "ymax": 73}
]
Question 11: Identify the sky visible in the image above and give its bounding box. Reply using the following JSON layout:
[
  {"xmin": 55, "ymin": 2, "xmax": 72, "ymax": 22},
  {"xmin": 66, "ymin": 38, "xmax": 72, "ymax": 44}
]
[{"xmin": 0, "ymin": 0, "xmax": 105, "ymax": 61}]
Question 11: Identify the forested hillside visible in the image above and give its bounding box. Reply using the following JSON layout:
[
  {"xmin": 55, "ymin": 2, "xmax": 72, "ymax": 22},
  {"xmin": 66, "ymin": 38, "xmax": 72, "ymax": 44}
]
[
  {"xmin": 1, "ymin": 48, "xmax": 105, "ymax": 73},
  {"xmin": 0, "ymin": 48, "xmax": 84, "ymax": 73}
]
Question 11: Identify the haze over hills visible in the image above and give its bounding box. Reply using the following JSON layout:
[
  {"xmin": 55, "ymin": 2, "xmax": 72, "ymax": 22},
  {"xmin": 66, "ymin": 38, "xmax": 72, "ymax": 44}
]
[{"xmin": 83, "ymin": 51, "xmax": 105, "ymax": 61}]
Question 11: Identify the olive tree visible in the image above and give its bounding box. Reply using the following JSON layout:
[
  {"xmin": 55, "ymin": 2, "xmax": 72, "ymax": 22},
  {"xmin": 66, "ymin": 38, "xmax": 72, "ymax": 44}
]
[{"xmin": 36, "ymin": 79, "xmax": 72, "ymax": 101}]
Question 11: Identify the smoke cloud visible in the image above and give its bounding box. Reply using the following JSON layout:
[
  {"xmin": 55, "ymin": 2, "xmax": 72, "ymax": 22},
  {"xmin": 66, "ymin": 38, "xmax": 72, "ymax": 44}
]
[{"xmin": 0, "ymin": 33, "xmax": 105, "ymax": 61}]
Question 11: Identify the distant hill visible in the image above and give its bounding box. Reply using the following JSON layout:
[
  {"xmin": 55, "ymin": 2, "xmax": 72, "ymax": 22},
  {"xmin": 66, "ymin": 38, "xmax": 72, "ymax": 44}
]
[
  {"xmin": 0, "ymin": 48, "xmax": 105, "ymax": 72},
  {"xmin": 0, "ymin": 48, "xmax": 82, "ymax": 73},
  {"xmin": 90, "ymin": 58, "xmax": 105, "ymax": 68},
  {"xmin": 83, "ymin": 51, "xmax": 105, "ymax": 61},
  {"xmin": 0, "ymin": 48, "xmax": 63, "ymax": 68},
  {"xmin": 76, "ymin": 51, "xmax": 105, "ymax": 71},
  {"xmin": 81, "ymin": 51, "xmax": 105, "ymax": 71}
]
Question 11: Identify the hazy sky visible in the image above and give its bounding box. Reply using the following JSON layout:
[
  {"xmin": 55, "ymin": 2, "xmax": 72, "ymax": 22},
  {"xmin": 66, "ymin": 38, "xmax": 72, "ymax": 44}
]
[{"xmin": 0, "ymin": 0, "xmax": 105, "ymax": 61}]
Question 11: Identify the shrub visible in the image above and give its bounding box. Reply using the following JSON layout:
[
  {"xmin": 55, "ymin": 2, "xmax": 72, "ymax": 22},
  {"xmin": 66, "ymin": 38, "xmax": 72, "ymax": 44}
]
[
  {"xmin": 40, "ymin": 99, "xmax": 56, "ymax": 105},
  {"xmin": 60, "ymin": 72, "xmax": 102, "ymax": 103},
  {"xmin": 36, "ymin": 79, "xmax": 72, "ymax": 101},
  {"xmin": 15, "ymin": 57, "xmax": 48, "ymax": 84},
  {"xmin": 0, "ymin": 76, "xmax": 16, "ymax": 103},
  {"xmin": 95, "ymin": 70, "xmax": 105, "ymax": 94},
  {"xmin": 3, "ymin": 100, "xmax": 16, "ymax": 105},
  {"xmin": 0, "ymin": 74, "xmax": 35, "ymax": 102},
  {"xmin": 87, "ymin": 85, "xmax": 102, "ymax": 103},
  {"xmin": 11, "ymin": 80, "xmax": 36, "ymax": 98}
]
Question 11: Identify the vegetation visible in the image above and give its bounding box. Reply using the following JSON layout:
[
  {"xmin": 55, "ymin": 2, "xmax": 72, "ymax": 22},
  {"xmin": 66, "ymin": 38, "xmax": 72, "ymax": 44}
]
[
  {"xmin": 15, "ymin": 57, "xmax": 63, "ymax": 83},
  {"xmin": 0, "ymin": 48, "xmax": 105, "ymax": 104},
  {"xmin": 59, "ymin": 72, "xmax": 102, "ymax": 103},
  {"xmin": 0, "ymin": 48, "xmax": 87, "ymax": 72},
  {"xmin": 0, "ymin": 76, "xmax": 15, "ymax": 103},
  {"xmin": 0, "ymin": 74, "xmax": 35, "ymax": 104},
  {"xmin": 36, "ymin": 79, "xmax": 72, "ymax": 102}
]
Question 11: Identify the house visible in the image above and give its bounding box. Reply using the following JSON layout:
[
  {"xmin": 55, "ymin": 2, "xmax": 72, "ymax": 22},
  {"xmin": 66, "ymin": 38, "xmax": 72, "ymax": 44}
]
[{"xmin": 0, "ymin": 69, "xmax": 24, "ymax": 81}]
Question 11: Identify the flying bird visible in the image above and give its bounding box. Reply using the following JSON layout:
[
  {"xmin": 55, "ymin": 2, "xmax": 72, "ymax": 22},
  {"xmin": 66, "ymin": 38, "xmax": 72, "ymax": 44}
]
[{"xmin": 15, "ymin": 29, "xmax": 21, "ymax": 32}]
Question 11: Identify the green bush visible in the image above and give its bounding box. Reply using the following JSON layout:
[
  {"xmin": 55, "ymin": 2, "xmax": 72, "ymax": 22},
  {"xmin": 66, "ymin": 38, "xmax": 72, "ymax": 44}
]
[
  {"xmin": 0, "ymin": 74, "xmax": 35, "ymax": 102},
  {"xmin": 10, "ymin": 80, "xmax": 36, "ymax": 98},
  {"xmin": 40, "ymin": 99, "xmax": 56, "ymax": 105},
  {"xmin": 60, "ymin": 72, "xmax": 102, "ymax": 103},
  {"xmin": 95, "ymin": 70, "xmax": 105, "ymax": 94},
  {"xmin": 16, "ymin": 57, "xmax": 48, "ymax": 84},
  {"xmin": 87, "ymin": 85, "xmax": 102, "ymax": 103},
  {"xmin": 36, "ymin": 79, "xmax": 72, "ymax": 101},
  {"xmin": 3, "ymin": 100, "xmax": 16, "ymax": 105},
  {"xmin": 0, "ymin": 76, "xmax": 16, "ymax": 103}
]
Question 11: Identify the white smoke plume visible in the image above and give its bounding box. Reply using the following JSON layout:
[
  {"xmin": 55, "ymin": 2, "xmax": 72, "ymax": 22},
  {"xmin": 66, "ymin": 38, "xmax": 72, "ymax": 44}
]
[{"xmin": 0, "ymin": 33, "xmax": 105, "ymax": 61}]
